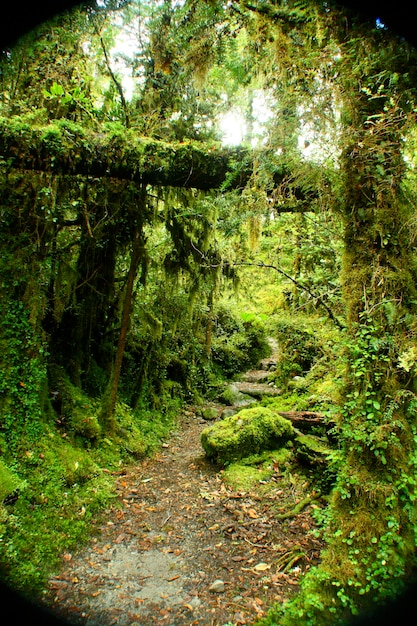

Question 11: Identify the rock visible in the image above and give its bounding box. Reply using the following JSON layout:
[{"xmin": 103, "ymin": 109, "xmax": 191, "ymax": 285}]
[
  {"xmin": 201, "ymin": 407, "xmax": 219, "ymax": 421},
  {"xmin": 220, "ymin": 407, "xmax": 238, "ymax": 420},
  {"xmin": 259, "ymin": 359, "xmax": 277, "ymax": 371},
  {"xmin": 294, "ymin": 433, "xmax": 331, "ymax": 466},
  {"xmin": 218, "ymin": 384, "xmax": 252, "ymax": 406},
  {"xmin": 188, "ymin": 596, "xmax": 202, "ymax": 608},
  {"xmin": 241, "ymin": 370, "xmax": 270, "ymax": 383},
  {"xmin": 201, "ymin": 407, "xmax": 294, "ymax": 464},
  {"xmin": 233, "ymin": 382, "xmax": 281, "ymax": 398},
  {"xmin": 209, "ymin": 579, "xmax": 225, "ymax": 593}
]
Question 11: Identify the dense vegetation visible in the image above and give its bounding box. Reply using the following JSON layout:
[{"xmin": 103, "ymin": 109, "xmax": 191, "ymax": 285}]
[{"xmin": 1, "ymin": 1, "xmax": 417, "ymax": 624}]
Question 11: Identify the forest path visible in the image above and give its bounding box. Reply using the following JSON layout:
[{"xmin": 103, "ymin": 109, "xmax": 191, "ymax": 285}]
[{"xmin": 46, "ymin": 376, "xmax": 323, "ymax": 625}]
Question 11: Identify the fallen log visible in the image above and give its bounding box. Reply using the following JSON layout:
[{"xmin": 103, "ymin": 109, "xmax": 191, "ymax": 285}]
[
  {"xmin": 0, "ymin": 116, "xmax": 251, "ymax": 190},
  {"xmin": 276, "ymin": 411, "xmax": 325, "ymax": 431}
]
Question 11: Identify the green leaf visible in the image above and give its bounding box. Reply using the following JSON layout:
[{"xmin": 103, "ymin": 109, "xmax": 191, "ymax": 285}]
[{"xmin": 50, "ymin": 82, "xmax": 65, "ymax": 96}]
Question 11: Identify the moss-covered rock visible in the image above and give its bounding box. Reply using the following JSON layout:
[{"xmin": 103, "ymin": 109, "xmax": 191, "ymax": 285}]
[
  {"xmin": 201, "ymin": 406, "xmax": 294, "ymax": 464},
  {"xmin": 218, "ymin": 384, "xmax": 253, "ymax": 407},
  {"xmin": 294, "ymin": 433, "xmax": 331, "ymax": 466},
  {"xmin": 201, "ymin": 406, "xmax": 219, "ymax": 421}
]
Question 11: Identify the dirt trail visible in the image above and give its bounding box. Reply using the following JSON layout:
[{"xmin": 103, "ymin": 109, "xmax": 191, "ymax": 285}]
[{"xmin": 45, "ymin": 388, "xmax": 323, "ymax": 625}]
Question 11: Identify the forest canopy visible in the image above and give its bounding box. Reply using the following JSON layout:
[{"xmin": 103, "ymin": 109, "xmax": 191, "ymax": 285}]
[{"xmin": 1, "ymin": 1, "xmax": 417, "ymax": 624}]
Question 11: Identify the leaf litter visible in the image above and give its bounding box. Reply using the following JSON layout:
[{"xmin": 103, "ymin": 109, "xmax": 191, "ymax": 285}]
[{"xmin": 45, "ymin": 407, "xmax": 324, "ymax": 625}]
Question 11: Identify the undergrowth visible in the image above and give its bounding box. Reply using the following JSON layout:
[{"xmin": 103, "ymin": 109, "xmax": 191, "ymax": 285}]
[{"xmin": 0, "ymin": 395, "xmax": 180, "ymax": 597}]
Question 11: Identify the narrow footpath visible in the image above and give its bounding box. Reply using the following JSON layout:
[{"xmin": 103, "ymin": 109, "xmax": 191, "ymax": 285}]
[{"xmin": 45, "ymin": 364, "xmax": 324, "ymax": 625}]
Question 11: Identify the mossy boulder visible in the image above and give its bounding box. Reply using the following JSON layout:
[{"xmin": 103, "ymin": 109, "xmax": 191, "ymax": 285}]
[
  {"xmin": 201, "ymin": 406, "xmax": 219, "ymax": 421},
  {"xmin": 201, "ymin": 406, "xmax": 294, "ymax": 464}
]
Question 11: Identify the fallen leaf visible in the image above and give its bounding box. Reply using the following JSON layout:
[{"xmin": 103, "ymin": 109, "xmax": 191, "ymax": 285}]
[
  {"xmin": 247, "ymin": 508, "xmax": 259, "ymax": 519},
  {"xmin": 253, "ymin": 562, "xmax": 271, "ymax": 572}
]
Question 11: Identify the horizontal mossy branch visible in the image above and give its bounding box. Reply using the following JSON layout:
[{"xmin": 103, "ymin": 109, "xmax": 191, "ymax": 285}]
[{"xmin": 0, "ymin": 116, "xmax": 251, "ymax": 191}]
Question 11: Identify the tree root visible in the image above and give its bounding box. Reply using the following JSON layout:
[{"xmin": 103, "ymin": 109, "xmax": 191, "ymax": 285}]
[
  {"xmin": 276, "ymin": 548, "xmax": 305, "ymax": 572},
  {"xmin": 275, "ymin": 491, "xmax": 320, "ymax": 520}
]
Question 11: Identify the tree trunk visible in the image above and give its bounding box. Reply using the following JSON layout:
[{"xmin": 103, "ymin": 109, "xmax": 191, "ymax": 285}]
[
  {"xmin": 297, "ymin": 85, "xmax": 417, "ymax": 623},
  {"xmin": 101, "ymin": 186, "xmax": 147, "ymax": 432},
  {"xmin": 0, "ymin": 117, "xmax": 251, "ymax": 191},
  {"xmin": 205, "ymin": 289, "xmax": 214, "ymax": 356}
]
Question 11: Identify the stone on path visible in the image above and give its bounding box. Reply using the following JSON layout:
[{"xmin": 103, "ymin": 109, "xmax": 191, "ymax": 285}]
[{"xmin": 209, "ymin": 579, "xmax": 225, "ymax": 593}]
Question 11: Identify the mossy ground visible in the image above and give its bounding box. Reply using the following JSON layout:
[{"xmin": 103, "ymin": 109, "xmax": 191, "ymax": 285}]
[
  {"xmin": 222, "ymin": 448, "xmax": 293, "ymax": 493},
  {"xmin": 0, "ymin": 396, "xmax": 179, "ymax": 596}
]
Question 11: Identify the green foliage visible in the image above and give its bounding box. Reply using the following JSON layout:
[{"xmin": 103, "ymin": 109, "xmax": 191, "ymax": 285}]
[
  {"xmin": 0, "ymin": 460, "xmax": 26, "ymax": 502},
  {"xmin": 201, "ymin": 407, "xmax": 294, "ymax": 464},
  {"xmin": 48, "ymin": 365, "xmax": 102, "ymax": 440},
  {"xmin": 0, "ymin": 300, "xmax": 47, "ymax": 446},
  {"xmin": 1, "ymin": 1, "xmax": 417, "ymax": 621},
  {"xmin": 270, "ymin": 315, "xmax": 324, "ymax": 388},
  {"xmin": 210, "ymin": 306, "xmax": 271, "ymax": 377},
  {"xmin": 0, "ymin": 392, "xmax": 179, "ymax": 594},
  {"xmin": 0, "ymin": 428, "xmax": 115, "ymax": 593}
]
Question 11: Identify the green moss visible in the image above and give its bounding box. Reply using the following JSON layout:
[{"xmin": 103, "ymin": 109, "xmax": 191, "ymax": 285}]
[
  {"xmin": 218, "ymin": 383, "xmax": 253, "ymax": 406},
  {"xmin": 294, "ymin": 433, "xmax": 332, "ymax": 466},
  {"xmin": 0, "ymin": 459, "xmax": 26, "ymax": 502},
  {"xmin": 223, "ymin": 448, "xmax": 292, "ymax": 492},
  {"xmin": 0, "ymin": 429, "xmax": 117, "ymax": 594},
  {"xmin": 0, "ymin": 395, "xmax": 179, "ymax": 595},
  {"xmin": 223, "ymin": 464, "xmax": 270, "ymax": 491},
  {"xmin": 48, "ymin": 365, "xmax": 102, "ymax": 440},
  {"xmin": 44, "ymin": 439, "xmax": 101, "ymax": 487},
  {"xmin": 201, "ymin": 406, "xmax": 294, "ymax": 464}
]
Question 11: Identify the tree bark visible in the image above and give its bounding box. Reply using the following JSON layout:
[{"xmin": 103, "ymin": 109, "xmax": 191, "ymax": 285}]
[{"xmin": 101, "ymin": 186, "xmax": 147, "ymax": 432}]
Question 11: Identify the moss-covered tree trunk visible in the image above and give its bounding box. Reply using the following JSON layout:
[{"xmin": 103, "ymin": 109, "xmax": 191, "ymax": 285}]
[
  {"xmin": 282, "ymin": 42, "xmax": 417, "ymax": 626},
  {"xmin": 327, "ymin": 108, "xmax": 417, "ymax": 615},
  {"xmin": 101, "ymin": 185, "xmax": 148, "ymax": 433}
]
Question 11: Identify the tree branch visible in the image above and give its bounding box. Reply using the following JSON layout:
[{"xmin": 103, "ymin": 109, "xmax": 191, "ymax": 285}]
[
  {"xmin": 98, "ymin": 34, "xmax": 130, "ymax": 129},
  {"xmin": 201, "ymin": 257, "xmax": 344, "ymax": 329},
  {"xmin": 237, "ymin": 261, "xmax": 345, "ymax": 329}
]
